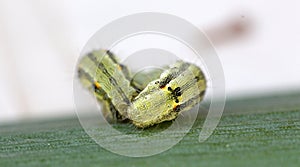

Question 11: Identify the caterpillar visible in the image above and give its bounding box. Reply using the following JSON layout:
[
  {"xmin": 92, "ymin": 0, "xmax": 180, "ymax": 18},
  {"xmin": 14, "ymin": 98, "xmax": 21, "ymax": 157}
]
[
  {"xmin": 77, "ymin": 49, "xmax": 206, "ymax": 128},
  {"xmin": 77, "ymin": 50, "xmax": 137, "ymax": 121}
]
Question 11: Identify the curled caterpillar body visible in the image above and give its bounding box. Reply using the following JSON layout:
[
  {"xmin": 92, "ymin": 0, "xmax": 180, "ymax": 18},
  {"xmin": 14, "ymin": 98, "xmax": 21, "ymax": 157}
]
[{"xmin": 77, "ymin": 50, "xmax": 206, "ymax": 128}]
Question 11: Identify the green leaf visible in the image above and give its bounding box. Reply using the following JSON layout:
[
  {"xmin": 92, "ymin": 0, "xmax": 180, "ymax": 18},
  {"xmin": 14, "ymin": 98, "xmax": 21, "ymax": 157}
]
[{"xmin": 1, "ymin": 92, "xmax": 300, "ymax": 167}]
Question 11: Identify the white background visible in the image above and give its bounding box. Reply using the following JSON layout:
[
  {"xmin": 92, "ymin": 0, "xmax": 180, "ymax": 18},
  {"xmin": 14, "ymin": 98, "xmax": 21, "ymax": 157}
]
[{"xmin": 0, "ymin": 0, "xmax": 299, "ymax": 123}]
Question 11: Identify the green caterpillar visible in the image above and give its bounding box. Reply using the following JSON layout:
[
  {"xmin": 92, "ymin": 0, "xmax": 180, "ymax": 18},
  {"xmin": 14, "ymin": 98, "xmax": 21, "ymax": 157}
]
[{"xmin": 77, "ymin": 50, "xmax": 206, "ymax": 128}]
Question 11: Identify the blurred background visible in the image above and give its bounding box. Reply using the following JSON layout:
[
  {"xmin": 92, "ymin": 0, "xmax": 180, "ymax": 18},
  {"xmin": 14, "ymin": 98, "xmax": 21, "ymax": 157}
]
[{"xmin": 0, "ymin": 0, "xmax": 300, "ymax": 124}]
